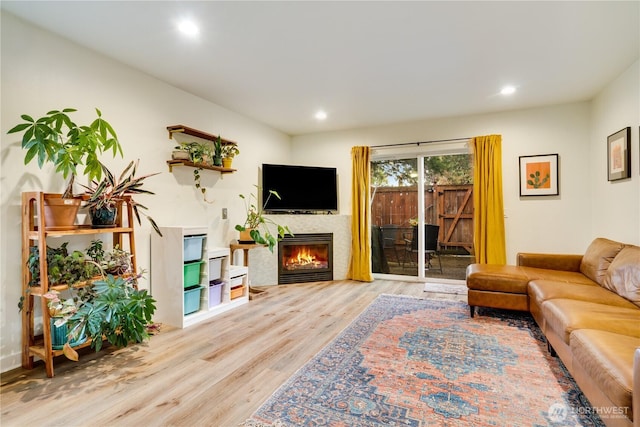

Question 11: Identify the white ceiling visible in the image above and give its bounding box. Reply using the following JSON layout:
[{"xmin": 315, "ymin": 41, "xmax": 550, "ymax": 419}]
[{"xmin": 2, "ymin": 1, "xmax": 639, "ymax": 136}]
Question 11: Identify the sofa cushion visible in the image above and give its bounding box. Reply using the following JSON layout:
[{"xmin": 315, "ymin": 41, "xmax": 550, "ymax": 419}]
[
  {"xmin": 466, "ymin": 264, "xmax": 529, "ymax": 293},
  {"xmin": 542, "ymin": 299, "xmax": 640, "ymax": 344},
  {"xmin": 602, "ymin": 245, "xmax": 640, "ymax": 307},
  {"xmin": 519, "ymin": 266, "xmax": 597, "ymax": 286},
  {"xmin": 579, "ymin": 238, "xmax": 625, "ymax": 286},
  {"xmin": 528, "ymin": 280, "xmax": 637, "ymax": 309},
  {"xmin": 570, "ymin": 329, "xmax": 639, "ymax": 418},
  {"xmin": 517, "ymin": 252, "xmax": 582, "ymax": 271}
]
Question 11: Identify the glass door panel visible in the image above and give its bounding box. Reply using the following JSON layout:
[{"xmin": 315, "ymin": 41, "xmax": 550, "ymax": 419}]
[
  {"xmin": 422, "ymin": 154, "xmax": 474, "ymax": 281},
  {"xmin": 371, "ymin": 158, "xmax": 418, "ymax": 277},
  {"xmin": 371, "ymin": 150, "xmax": 474, "ymax": 281}
]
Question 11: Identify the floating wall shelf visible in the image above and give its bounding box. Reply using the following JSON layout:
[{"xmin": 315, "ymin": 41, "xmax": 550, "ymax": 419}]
[
  {"xmin": 166, "ymin": 125, "xmax": 238, "ymax": 174},
  {"xmin": 166, "ymin": 159, "xmax": 236, "ymax": 173},
  {"xmin": 166, "ymin": 125, "xmax": 237, "ymax": 146}
]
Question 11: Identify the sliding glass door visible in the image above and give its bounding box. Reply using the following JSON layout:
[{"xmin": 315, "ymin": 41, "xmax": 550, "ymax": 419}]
[
  {"xmin": 371, "ymin": 157, "xmax": 418, "ymax": 276},
  {"xmin": 370, "ymin": 142, "xmax": 473, "ymax": 281}
]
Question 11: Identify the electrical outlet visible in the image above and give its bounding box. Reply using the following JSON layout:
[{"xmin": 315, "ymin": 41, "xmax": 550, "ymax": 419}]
[{"xmin": 222, "ymin": 208, "xmax": 228, "ymax": 219}]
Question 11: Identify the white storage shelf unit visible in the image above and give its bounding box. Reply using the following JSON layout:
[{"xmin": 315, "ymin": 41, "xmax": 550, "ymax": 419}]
[{"xmin": 151, "ymin": 226, "xmax": 249, "ymax": 328}]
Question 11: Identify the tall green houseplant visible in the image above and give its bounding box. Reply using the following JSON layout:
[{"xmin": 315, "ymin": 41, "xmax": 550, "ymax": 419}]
[{"xmin": 8, "ymin": 108, "xmax": 123, "ymax": 198}]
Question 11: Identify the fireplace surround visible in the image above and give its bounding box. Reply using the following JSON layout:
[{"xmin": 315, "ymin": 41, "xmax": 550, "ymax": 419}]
[{"xmin": 278, "ymin": 233, "xmax": 333, "ymax": 284}]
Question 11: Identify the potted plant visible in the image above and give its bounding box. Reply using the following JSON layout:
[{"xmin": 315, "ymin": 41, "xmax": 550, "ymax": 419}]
[
  {"xmin": 213, "ymin": 135, "xmax": 223, "ymax": 167},
  {"xmin": 22, "ymin": 239, "xmax": 154, "ymax": 361},
  {"xmin": 172, "ymin": 141, "xmax": 212, "ymax": 165},
  {"xmin": 171, "ymin": 144, "xmax": 191, "ymax": 160},
  {"xmin": 42, "ymin": 290, "xmax": 87, "ymax": 354},
  {"xmin": 19, "ymin": 239, "xmax": 133, "ymax": 311},
  {"xmin": 25, "ymin": 242, "xmax": 101, "ymax": 288},
  {"xmin": 234, "ymin": 187, "xmax": 292, "ymax": 252},
  {"xmin": 80, "ymin": 160, "xmax": 162, "ymax": 236},
  {"xmin": 87, "ymin": 239, "xmax": 133, "ymax": 276},
  {"xmin": 7, "ymin": 108, "xmax": 123, "ymax": 228},
  {"xmin": 64, "ymin": 273, "xmax": 156, "ymax": 360},
  {"xmin": 41, "ymin": 272, "xmax": 156, "ymax": 361},
  {"xmin": 221, "ymin": 143, "xmax": 240, "ymax": 168}
]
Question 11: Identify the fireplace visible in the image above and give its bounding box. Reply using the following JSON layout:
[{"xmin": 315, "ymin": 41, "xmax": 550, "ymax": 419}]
[{"xmin": 278, "ymin": 233, "xmax": 333, "ymax": 284}]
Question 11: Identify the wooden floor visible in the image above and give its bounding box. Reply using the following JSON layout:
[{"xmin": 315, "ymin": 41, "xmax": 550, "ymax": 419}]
[{"xmin": 1, "ymin": 279, "xmax": 466, "ymax": 427}]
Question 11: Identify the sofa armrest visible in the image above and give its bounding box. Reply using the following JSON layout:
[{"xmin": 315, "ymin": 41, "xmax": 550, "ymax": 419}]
[{"xmin": 516, "ymin": 253, "xmax": 583, "ymax": 272}]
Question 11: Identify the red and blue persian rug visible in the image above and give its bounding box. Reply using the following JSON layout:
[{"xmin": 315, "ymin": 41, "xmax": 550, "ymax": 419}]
[{"xmin": 246, "ymin": 295, "xmax": 604, "ymax": 427}]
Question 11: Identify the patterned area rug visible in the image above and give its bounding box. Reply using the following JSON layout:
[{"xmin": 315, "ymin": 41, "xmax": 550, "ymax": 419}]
[{"xmin": 246, "ymin": 295, "xmax": 603, "ymax": 427}]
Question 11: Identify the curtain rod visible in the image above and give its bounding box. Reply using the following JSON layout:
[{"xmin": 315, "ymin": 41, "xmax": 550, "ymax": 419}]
[{"xmin": 371, "ymin": 137, "xmax": 472, "ymax": 148}]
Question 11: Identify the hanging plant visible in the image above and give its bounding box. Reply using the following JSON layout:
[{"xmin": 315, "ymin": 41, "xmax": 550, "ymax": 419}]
[{"xmin": 193, "ymin": 167, "xmax": 214, "ymax": 204}]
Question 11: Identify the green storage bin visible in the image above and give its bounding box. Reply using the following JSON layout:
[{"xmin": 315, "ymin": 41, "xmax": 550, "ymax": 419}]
[
  {"xmin": 183, "ymin": 261, "xmax": 203, "ymax": 288},
  {"xmin": 184, "ymin": 286, "xmax": 203, "ymax": 315}
]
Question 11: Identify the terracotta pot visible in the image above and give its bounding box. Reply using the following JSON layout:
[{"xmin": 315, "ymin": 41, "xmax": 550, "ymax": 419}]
[
  {"xmin": 239, "ymin": 228, "xmax": 255, "ymax": 243},
  {"xmin": 43, "ymin": 196, "xmax": 82, "ymax": 230}
]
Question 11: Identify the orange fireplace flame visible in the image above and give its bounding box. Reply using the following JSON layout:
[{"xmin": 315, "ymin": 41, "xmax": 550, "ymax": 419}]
[
  {"xmin": 288, "ymin": 247, "xmax": 316, "ymax": 265},
  {"xmin": 284, "ymin": 246, "xmax": 328, "ymax": 270}
]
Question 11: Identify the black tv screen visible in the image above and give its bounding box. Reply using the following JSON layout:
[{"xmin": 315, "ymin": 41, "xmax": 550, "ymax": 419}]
[{"xmin": 262, "ymin": 164, "xmax": 338, "ymax": 213}]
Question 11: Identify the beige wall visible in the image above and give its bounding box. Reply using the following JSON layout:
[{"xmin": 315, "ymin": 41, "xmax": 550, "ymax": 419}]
[
  {"xmin": 1, "ymin": 12, "xmax": 291, "ymax": 370},
  {"xmin": 291, "ymin": 60, "xmax": 640, "ymax": 256},
  {"xmin": 589, "ymin": 61, "xmax": 640, "ymax": 243},
  {"xmin": 291, "ymin": 103, "xmax": 593, "ymax": 258}
]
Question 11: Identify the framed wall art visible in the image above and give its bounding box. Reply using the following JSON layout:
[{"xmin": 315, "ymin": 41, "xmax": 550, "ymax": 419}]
[
  {"xmin": 607, "ymin": 127, "xmax": 630, "ymax": 181},
  {"xmin": 519, "ymin": 153, "xmax": 559, "ymax": 196}
]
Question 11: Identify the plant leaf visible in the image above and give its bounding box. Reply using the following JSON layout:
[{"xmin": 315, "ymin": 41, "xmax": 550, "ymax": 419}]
[{"xmin": 62, "ymin": 342, "xmax": 79, "ymax": 361}]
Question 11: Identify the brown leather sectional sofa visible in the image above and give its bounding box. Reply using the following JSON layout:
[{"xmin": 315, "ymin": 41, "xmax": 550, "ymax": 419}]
[{"xmin": 466, "ymin": 238, "xmax": 640, "ymax": 427}]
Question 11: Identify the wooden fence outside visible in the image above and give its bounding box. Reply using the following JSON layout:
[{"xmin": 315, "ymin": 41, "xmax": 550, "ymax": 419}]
[{"xmin": 371, "ymin": 184, "xmax": 474, "ymax": 254}]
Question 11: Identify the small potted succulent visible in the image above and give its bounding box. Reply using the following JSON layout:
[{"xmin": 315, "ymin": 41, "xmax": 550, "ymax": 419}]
[
  {"xmin": 7, "ymin": 108, "xmax": 123, "ymax": 228},
  {"xmin": 80, "ymin": 160, "xmax": 162, "ymax": 236},
  {"xmin": 235, "ymin": 186, "xmax": 292, "ymax": 252}
]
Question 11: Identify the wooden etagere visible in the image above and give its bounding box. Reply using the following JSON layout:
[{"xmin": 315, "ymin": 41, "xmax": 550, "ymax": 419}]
[{"xmin": 21, "ymin": 192, "xmax": 138, "ymax": 377}]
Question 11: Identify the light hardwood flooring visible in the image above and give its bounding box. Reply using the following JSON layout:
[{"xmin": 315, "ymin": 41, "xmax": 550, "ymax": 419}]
[{"xmin": 1, "ymin": 279, "xmax": 466, "ymax": 427}]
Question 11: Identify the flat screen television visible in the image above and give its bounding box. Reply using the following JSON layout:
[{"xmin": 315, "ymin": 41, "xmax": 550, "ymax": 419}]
[{"xmin": 262, "ymin": 163, "xmax": 338, "ymax": 213}]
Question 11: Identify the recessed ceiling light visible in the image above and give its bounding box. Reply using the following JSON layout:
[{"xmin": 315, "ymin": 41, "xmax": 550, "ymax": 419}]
[
  {"xmin": 315, "ymin": 110, "xmax": 328, "ymax": 121},
  {"xmin": 500, "ymin": 85, "xmax": 516, "ymax": 95},
  {"xmin": 178, "ymin": 20, "xmax": 199, "ymax": 37}
]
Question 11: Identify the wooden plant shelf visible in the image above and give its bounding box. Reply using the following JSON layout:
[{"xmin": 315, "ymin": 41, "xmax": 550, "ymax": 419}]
[
  {"xmin": 166, "ymin": 125, "xmax": 237, "ymax": 146},
  {"xmin": 21, "ymin": 191, "xmax": 138, "ymax": 377},
  {"xmin": 166, "ymin": 160, "xmax": 236, "ymax": 173},
  {"xmin": 29, "ymin": 336, "xmax": 95, "ymax": 359},
  {"xmin": 29, "ymin": 225, "xmax": 134, "ymax": 239}
]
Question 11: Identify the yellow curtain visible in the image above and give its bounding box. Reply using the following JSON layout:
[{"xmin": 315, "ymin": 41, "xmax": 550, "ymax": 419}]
[
  {"xmin": 472, "ymin": 135, "xmax": 506, "ymax": 264},
  {"xmin": 347, "ymin": 146, "xmax": 373, "ymax": 282}
]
